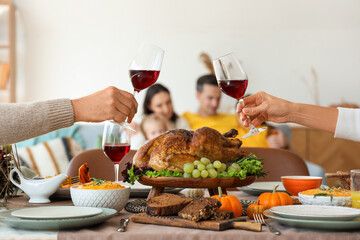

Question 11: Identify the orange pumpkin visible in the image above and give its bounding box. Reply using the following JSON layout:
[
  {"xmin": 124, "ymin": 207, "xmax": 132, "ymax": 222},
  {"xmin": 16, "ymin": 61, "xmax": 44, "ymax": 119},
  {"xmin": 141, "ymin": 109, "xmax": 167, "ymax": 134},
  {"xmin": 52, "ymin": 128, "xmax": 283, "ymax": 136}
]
[
  {"xmin": 247, "ymin": 200, "xmax": 270, "ymax": 219},
  {"xmin": 211, "ymin": 187, "xmax": 242, "ymax": 217},
  {"xmin": 257, "ymin": 184, "xmax": 293, "ymax": 207}
]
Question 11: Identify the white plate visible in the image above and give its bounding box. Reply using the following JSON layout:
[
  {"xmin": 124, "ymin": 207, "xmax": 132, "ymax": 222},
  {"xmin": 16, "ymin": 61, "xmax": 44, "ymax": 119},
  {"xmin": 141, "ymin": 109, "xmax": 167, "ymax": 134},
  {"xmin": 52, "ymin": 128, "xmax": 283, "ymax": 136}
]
[
  {"xmin": 1, "ymin": 207, "xmax": 116, "ymax": 230},
  {"xmin": 270, "ymin": 205, "xmax": 360, "ymax": 221},
  {"xmin": 121, "ymin": 181, "xmax": 152, "ymax": 189},
  {"xmin": 264, "ymin": 210, "xmax": 360, "ymax": 231},
  {"xmin": 247, "ymin": 181, "xmax": 286, "ymax": 191},
  {"xmin": 237, "ymin": 181, "xmax": 286, "ymax": 195},
  {"xmin": 11, "ymin": 206, "xmax": 103, "ymax": 219},
  {"xmin": 121, "ymin": 181, "xmax": 182, "ymax": 198}
]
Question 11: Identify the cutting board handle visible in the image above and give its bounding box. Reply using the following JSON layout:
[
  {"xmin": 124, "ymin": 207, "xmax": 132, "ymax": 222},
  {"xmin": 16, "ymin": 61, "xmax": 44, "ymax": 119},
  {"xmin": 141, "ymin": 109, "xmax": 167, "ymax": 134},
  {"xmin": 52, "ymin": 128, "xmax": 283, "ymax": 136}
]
[{"xmin": 232, "ymin": 222, "xmax": 262, "ymax": 232}]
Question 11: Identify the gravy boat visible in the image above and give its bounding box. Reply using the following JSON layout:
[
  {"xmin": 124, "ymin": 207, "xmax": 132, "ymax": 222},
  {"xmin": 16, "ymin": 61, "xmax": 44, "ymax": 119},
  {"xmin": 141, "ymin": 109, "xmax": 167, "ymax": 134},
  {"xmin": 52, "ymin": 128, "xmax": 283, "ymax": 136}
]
[{"xmin": 9, "ymin": 168, "xmax": 68, "ymax": 203}]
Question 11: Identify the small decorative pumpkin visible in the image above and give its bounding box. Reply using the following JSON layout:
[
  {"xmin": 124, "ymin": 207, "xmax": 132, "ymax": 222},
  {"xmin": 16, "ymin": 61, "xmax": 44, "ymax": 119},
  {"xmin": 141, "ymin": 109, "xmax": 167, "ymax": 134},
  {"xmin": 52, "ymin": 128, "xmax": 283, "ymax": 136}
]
[
  {"xmin": 247, "ymin": 200, "xmax": 270, "ymax": 219},
  {"xmin": 211, "ymin": 187, "xmax": 242, "ymax": 217},
  {"xmin": 257, "ymin": 184, "xmax": 293, "ymax": 207}
]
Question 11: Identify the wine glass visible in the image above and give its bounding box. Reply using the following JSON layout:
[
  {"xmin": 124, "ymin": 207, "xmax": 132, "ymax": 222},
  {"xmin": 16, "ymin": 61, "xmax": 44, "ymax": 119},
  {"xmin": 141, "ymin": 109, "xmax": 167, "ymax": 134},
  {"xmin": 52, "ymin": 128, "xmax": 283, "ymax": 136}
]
[
  {"xmin": 102, "ymin": 121, "xmax": 131, "ymax": 183},
  {"xmin": 129, "ymin": 43, "xmax": 164, "ymax": 96},
  {"xmin": 120, "ymin": 44, "xmax": 164, "ymax": 132},
  {"xmin": 213, "ymin": 52, "xmax": 267, "ymax": 139}
]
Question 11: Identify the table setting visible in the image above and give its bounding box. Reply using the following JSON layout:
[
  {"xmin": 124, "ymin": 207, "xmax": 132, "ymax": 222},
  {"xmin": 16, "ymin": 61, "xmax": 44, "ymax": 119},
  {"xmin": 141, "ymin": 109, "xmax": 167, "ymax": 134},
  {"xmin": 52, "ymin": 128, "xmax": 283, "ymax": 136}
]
[{"xmin": 1, "ymin": 47, "xmax": 360, "ymax": 240}]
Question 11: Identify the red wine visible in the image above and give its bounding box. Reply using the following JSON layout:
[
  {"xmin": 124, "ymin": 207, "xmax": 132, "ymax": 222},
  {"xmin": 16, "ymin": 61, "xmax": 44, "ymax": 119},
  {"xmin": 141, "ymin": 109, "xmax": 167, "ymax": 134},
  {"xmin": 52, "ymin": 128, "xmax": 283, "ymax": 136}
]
[
  {"xmin": 103, "ymin": 144, "xmax": 130, "ymax": 164},
  {"xmin": 218, "ymin": 79, "xmax": 248, "ymax": 100},
  {"xmin": 130, "ymin": 70, "xmax": 160, "ymax": 92}
]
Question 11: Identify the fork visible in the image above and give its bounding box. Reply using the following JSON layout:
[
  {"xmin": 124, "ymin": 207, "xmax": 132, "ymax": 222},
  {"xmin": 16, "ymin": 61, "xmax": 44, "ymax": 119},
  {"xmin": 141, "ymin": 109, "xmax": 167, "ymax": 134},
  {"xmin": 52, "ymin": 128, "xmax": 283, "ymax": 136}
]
[
  {"xmin": 253, "ymin": 213, "xmax": 280, "ymax": 235},
  {"xmin": 117, "ymin": 218, "xmax": 130, "ymax": 232},
  {"xmin": 60, "ymin": 176, "xmax": 80, "ymax": 185}
]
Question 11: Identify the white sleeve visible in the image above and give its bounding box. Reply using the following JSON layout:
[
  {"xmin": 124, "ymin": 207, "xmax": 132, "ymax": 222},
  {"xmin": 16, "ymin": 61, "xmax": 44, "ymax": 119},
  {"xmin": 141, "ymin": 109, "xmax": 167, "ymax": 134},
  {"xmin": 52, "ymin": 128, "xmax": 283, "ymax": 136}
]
[{"xmin": 334, "ymin": 107, "xmax": 360, "ymax": 142}]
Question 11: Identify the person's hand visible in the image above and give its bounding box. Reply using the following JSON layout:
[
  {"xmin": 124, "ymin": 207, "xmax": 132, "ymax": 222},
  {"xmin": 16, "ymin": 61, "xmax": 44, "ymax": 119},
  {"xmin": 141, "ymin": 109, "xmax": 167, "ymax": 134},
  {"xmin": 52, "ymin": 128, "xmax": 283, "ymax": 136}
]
[
  {"xmin": 237, "ymin": 91, "xmax": 292, "ymax": 127},
  {"xmin": 266, "ymin": 129, "xmax": 289, "ymax": 149},
  {"xmin": 71, "ymin": 86, "xmax": 138, "ymax": 123}
]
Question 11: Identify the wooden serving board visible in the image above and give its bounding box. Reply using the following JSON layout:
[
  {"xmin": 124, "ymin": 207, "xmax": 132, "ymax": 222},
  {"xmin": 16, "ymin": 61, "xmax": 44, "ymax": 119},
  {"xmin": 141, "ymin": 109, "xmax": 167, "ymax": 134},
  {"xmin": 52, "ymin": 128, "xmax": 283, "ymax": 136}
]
[
  {"xmin": 138, "ymin": 176, "xmax": 256, "ymax": 199},
  {"xmin": 138, "ymin": 176, "xmax": 256, "ymax": 188},
  {"xmin": 131, "ymin": 213, "xmax": 261, "ymax": 232}
]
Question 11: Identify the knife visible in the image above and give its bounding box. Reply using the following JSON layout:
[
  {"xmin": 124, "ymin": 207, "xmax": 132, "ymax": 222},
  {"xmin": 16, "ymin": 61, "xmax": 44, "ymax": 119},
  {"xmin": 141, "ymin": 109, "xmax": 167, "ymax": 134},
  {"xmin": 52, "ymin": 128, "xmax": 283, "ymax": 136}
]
[{"xmin": 117, "ymin": 218, "xmax": 130, "ymax": 232}]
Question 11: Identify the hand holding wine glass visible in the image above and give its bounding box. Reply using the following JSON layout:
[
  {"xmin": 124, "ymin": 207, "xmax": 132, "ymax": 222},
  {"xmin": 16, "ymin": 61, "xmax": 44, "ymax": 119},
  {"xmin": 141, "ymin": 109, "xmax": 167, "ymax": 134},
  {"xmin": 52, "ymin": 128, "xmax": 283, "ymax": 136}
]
[
  {"xmin": 102, "ymin": 121, "xmax": 131, "ymax": 183},
  {"xmin": 213, "ymin": 52, "xmax": 267, "ymax": 139}
]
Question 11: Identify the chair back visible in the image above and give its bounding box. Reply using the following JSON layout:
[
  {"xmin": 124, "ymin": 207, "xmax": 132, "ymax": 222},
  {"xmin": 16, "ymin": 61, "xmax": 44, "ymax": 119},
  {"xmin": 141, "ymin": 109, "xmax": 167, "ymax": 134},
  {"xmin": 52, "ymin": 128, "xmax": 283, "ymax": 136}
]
[
  {"xmin": 240, "ymin": 147, "xmax": 309, "ymax": 182},
  {"xmin": 66, "ymin": 149, "xmax": 136, "ymax": 181}
]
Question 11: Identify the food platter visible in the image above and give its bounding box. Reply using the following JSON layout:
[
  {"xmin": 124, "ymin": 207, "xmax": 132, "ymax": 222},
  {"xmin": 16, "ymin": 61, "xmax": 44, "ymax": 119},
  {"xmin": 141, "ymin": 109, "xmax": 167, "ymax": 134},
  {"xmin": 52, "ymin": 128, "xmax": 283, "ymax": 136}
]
[{"xmin": 138, "ymin": 175, "xmax": 256, "ymax": 188}]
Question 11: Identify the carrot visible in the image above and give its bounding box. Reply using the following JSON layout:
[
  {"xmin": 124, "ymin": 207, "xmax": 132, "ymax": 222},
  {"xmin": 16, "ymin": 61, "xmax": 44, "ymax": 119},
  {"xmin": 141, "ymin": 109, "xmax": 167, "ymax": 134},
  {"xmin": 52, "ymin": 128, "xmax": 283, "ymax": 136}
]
[{"xmin": 79, "ymin": 163, "xmax": 91, "ymax": 183}]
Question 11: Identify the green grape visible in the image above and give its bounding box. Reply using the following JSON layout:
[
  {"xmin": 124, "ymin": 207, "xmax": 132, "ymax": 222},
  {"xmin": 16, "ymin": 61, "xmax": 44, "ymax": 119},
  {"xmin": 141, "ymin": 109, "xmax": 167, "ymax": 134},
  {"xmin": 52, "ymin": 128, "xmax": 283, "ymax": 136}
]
[
  {"xmin": 197, "ymin": 163, "xmax": 206, "ymax": 171},
  {"xmin": 200, "ymin": 157, "xmax": 211, "ymax": 165},
  {"xmin": 184, "ymin": 172, "xmax": 192, "ymax": 178},
  {"xmin": 208, "ymin": 169, "xmax": 218, "ymax": 178},
  {"xmin": 213, "ymin": 160, "xmax": 222, "ymax": 169},
  {"xmin": 194, "ymin": 160, "xmax": 201, "ymax": 166},
  {"xmin": 192, "ymin": 169, "xmax": 201, "ymax": 178},
  {"xmin": 231, "ymin": 163, "xmax": 241, "ymax": 171},
  {"xmin": 200, "ymin": 170, "xmax": 209, "ymax": 178},
  {"xmin": 218, "ymin": 163, "xmax": 227, "ymax": 172},
  {"xmin": 206, "ymin": 163, "xmax": 214, "ymax": 170},
  {"xmin": 184, "ymin": 163, "xmax": 195, "ymax": 173},
  {"xmin": 228, "ymin": 166, "xmax": 237, "ymax": 172}
]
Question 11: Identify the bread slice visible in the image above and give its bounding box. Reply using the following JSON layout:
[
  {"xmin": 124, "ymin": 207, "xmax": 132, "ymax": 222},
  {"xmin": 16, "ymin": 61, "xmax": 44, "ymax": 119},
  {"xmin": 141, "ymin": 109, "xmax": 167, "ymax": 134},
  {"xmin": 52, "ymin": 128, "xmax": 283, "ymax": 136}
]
[
  {"xmin": 178, "ymin": 198, "xmax": 221, "ymax": 222},
  {"xmin": 147, "ymin": 193, "xmax": 193, "ymax": 216},
  {"xmin": 210, "ymin": 209, "xmax": 234, "ymax": 220}
]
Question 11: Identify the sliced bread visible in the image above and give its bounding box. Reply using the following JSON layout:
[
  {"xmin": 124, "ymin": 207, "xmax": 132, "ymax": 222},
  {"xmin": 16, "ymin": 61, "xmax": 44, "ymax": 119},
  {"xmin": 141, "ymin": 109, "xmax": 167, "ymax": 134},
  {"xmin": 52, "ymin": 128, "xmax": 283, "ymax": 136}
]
[
  {"xmin": 210, "ymin": 209, "xmax": 234, "ymax": 220},
  {"xmin": 178, "ymin": 197, "xmax": 221, "ymax": 222},
  {"xmin": 147, "ymin": 193, "xmax": 193, "ymax": 216}
]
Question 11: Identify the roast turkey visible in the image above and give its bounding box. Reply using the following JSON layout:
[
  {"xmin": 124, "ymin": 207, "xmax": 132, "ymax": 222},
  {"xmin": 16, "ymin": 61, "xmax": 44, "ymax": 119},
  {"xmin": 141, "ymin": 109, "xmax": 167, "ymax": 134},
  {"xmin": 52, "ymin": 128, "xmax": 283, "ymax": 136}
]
[{"xmin": 133, "ymin": 127, "xmax": 245, "ymax": 172}]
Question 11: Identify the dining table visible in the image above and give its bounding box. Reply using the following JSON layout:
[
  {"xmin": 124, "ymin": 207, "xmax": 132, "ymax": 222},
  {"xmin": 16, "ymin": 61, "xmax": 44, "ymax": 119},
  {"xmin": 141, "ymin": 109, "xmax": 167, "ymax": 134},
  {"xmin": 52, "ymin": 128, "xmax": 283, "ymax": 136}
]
[{"xmin": 1, "ymin": 190, "xmax": 360, "ymax": 240}]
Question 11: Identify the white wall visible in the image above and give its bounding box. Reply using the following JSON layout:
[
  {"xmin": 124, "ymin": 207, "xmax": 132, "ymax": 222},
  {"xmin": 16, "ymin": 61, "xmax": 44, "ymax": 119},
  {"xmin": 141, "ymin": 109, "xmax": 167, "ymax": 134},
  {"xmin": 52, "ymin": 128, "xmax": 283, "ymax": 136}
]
[{"xmin": 13, "ymin": 0, "xmax": 360, "ymax": 115}]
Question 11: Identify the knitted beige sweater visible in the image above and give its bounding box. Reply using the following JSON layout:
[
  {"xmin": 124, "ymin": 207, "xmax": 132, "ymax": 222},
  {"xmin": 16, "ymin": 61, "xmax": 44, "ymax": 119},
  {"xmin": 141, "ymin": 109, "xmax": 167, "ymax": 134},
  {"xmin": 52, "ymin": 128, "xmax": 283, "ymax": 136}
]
[{"xmin": 0, "ymin": 99, "xmax": 74, "ymax": 145}]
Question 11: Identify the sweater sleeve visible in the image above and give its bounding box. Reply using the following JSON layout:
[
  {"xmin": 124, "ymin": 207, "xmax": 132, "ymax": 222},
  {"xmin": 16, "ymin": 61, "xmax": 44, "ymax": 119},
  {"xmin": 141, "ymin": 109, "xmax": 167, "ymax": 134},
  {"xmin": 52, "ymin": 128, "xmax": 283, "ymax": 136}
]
[
  {"xmin": 0, "ymin": 99, "xmax": 74, "ymax": 145},
  {"xmin": 334, "ymin": 107, "xmax": 360, "ymax": 142}
]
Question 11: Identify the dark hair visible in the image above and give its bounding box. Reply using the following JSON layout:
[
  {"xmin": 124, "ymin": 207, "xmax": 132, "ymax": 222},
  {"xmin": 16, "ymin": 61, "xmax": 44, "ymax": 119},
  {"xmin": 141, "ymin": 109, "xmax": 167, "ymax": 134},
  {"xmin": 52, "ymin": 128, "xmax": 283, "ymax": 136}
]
[
  {"xmin": 196, "ymin": 74, "xmax": 218, "ymax": 92},
  {"xmin": 143, "ymin": 83, "xmax": 178, "ymax": 123}
]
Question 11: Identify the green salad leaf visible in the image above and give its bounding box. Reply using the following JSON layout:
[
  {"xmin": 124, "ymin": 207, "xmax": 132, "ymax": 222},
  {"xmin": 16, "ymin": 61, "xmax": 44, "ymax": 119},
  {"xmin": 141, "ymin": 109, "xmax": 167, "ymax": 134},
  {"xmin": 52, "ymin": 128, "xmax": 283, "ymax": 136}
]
[
  {"xmin": 145, "ymin": 169, "xmax": 183, "ymax": 178},
  {"xmin": 127, "ymin": 165, "xmax": 141, "ymax": 185},
  {"xmin": 234, "ymin": 153, "xmax": 266, "ymax": 178}
]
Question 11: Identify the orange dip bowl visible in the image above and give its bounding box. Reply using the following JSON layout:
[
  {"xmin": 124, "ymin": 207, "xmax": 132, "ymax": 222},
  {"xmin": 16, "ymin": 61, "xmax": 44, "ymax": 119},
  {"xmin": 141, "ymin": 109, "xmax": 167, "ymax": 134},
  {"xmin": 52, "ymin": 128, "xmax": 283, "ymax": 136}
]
[{"xmin": 281, "ymin": 176, "xmax": 322, "ymax": 196}]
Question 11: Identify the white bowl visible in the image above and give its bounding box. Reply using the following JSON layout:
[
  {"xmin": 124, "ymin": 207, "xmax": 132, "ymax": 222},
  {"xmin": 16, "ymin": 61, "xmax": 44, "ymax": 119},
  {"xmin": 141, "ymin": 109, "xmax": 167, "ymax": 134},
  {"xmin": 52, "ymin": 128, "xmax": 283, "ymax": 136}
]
[
  {"xmin": 70, "ymin": 185, "xmax": 130, "ymax": 212},
  {"xmin": 298, "ymin": 192, "xmax": 351, "ymax": 207}
]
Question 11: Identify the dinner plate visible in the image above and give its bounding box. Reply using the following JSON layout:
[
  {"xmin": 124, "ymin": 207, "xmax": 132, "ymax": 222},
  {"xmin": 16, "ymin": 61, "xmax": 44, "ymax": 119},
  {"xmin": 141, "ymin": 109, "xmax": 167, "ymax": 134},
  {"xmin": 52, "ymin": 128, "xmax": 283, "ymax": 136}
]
[
  {"xmin": 264, "ymin": 210, "xmax": 360, "ymax": 231},
  {"xmin": 121, "ymin": 181, "xmax": 182, "ymax": 198},
  {"xmin": 0, "ymin": 207, "xmax": 116, "ymax": 230},
  {"xmin": 237, "ymin": 181, "xmax": 286, "ymax": 195},
  {"xmin": 269, "ymin": 205, "xmax": 360, "ymax": 221},
  {"xmin": 11, "ymin": 206, "xmax": 103, "ymax": 219}
]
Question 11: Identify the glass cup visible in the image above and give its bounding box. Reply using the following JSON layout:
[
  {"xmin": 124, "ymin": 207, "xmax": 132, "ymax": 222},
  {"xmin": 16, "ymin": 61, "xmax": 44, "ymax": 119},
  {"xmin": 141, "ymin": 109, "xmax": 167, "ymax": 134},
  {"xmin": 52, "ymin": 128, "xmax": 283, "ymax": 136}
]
[{"xmin": 351, "ymin": 169, "xmax": 360, "ymax": 208}]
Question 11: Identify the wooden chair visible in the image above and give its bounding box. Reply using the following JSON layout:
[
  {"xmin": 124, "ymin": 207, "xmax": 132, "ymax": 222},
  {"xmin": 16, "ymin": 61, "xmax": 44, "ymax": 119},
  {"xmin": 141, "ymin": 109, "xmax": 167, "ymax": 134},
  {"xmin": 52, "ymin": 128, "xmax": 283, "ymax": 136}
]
[
  {"xmin": 240, "ymin": 147, "xmax": 309, "ymax": 182},
  {"xmin": 66, "ymin": 149, "xmax": 136, "ymax": 181}
]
